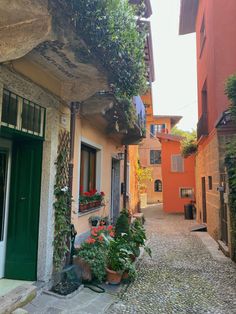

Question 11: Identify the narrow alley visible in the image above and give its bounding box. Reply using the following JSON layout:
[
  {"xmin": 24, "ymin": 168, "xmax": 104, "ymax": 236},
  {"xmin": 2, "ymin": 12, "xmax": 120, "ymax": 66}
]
[{"xmin": 107, "ymin": 205, "xmax": 236, "ymax": 314}]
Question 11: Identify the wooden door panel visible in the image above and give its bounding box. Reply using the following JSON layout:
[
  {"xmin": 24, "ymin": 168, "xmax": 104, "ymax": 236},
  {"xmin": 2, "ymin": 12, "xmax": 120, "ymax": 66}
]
[{"xmin": 5, "ymin": 140, "xmax": 42, "ymax": 280}]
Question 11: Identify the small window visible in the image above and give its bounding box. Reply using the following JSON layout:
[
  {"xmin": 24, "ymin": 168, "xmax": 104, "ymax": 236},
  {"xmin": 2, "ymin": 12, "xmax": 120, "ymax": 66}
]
[
  {"xmin": 171, "ymin": 155, "xmax": 184, "ymax": 172},
  {"xmin": 1, "ymin": 89, "xmax": 45, "ymax": 137},
  {"xmin": 150, "ymin": 124, "xmax": 166, "ymax": 138},
  {"xmin": 154, "ymin": 180, "xmax": 162, "ymax": 192},
  {"xmin": 2, "ymin": 90, "xmax": 18, "ymax": 127},
  {"xmin": 150, "ymin": 150, "xmax": 161, "ymax": 164},
  {"xmin": 80, "ymin": 144, "xmax": 96, "ymax": 193},
  {"xmin": 208, "ymin": 176, "xmax": 212, "ymax": 190},
  {"xmin": 180, "ymin": 188, "xmax": 194, "ymax": 198}
]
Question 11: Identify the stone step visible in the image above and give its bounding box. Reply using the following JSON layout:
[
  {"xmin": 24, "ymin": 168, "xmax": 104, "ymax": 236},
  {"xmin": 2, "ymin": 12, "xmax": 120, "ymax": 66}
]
[{"xmin": 0, "ymin": 284, "xmax": 36, "ymax": 314}]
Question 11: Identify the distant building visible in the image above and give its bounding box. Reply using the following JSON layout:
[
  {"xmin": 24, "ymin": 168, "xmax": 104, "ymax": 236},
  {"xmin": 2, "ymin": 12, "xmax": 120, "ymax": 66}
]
[
  {"xmin": 156, "ymin": 133, "xmax": 195, "ymax": 213},
  {"xmin": 139, "ymin": 89, "xmax": 182, "ymax": 205}
]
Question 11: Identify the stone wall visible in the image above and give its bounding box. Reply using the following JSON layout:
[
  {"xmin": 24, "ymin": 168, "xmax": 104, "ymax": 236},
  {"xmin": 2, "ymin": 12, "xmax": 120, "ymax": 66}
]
[{"xmin": 195, "ymin": 132, "xmax": 221, "ymax": 239}]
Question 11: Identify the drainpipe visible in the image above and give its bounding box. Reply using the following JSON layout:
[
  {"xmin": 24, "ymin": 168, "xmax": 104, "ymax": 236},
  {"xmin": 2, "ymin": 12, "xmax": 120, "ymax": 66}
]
[
  {"xmin": 123, "ymin": 145, "xmax": 128, "ymax": 209},
  {"xmin": 68, "ymin": 101, "xmax": 79, "ymax": 265},
  {"xmin": 68, "ymin": 102, "xmax": 79, "ymax": 198}
]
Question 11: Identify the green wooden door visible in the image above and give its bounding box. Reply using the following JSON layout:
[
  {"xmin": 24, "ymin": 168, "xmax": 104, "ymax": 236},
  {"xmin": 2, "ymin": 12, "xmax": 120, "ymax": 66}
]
[{"xmin": 5, "ymin": 140, "xmax": 42, "ymax": 280}]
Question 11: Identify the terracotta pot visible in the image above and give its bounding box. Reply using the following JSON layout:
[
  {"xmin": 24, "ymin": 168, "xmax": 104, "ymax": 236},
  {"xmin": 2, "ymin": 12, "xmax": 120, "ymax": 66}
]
[
  {"xmin": 106, "ymin": 268, "xmax": 122, "ymax": 285},
  {"xmin": 129, "ymin": 254, "xmax": 136, "ymax": 263},
  {"xmin": 73, "ymin": 256, "xmax": 92, "ymax": 282},
  {"xmin": 122, "ymin": 271, "xmax": 129, "ymax": 280}
]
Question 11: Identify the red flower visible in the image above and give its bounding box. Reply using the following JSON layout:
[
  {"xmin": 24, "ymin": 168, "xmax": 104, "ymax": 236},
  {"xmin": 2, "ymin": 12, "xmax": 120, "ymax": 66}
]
[
  {"xmin": 84, "ymin": 192, "xmax": 90, "ymax": 196},
  {"xmin": 98, "ymin": 235, "xmax": 103, "ymax": 242},
  {"xmin": 91, "ymin": 230, "xmax": 98, "ymax": 237},
  {"xmin": 109, "ymin": 231, "xmax": 115, "ymax": 237},
  {"xmin": 107, "ymin": 225, "xmax": 113, "ymax": 231},
  {"xmin": 86, "ymin": 237, "xmax": 96, "ymax": 244},
  {"xmin": 100, "ymin": 191, "xmax": 105, "ymax": 196}
]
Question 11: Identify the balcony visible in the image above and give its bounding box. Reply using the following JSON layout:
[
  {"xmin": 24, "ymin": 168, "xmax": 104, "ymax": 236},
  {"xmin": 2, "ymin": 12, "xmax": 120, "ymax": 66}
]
[
  {"xmin": 80, "ymin": 93, "xmax": 146, "ymax": 145},
  {"xmin": 197, "ymin": 113, "xmax": 208, "ymax": 140}
]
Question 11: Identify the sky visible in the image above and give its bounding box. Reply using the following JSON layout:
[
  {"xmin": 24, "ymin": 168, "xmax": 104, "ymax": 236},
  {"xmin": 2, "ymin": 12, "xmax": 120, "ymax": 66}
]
[{"xmin": 150, "ymin": 0, "xmax": 198, "ymax": 131}]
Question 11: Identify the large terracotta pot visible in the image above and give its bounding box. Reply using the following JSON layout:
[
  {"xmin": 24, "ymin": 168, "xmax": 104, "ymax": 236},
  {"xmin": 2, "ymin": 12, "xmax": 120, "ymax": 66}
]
[{"xmin": 106, "ymin": 268, "xmax": 122, "ymax": 285}]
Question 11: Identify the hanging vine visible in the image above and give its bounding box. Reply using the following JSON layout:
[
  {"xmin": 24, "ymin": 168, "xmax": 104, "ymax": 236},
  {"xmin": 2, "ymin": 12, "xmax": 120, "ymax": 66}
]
[{"xmin": 53, "ymin": 130, "xmax": 71, "ymax": 271}]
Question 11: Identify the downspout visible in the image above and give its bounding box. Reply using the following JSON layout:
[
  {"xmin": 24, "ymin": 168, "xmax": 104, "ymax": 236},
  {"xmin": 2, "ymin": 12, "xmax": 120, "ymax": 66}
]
[
  {"xmin": 68, "ymin": 101, "xmax": 79, "ymax": 265},
  {"xmin": 123, "ymin": 145, "xmax": 128, "ymax": 209}
]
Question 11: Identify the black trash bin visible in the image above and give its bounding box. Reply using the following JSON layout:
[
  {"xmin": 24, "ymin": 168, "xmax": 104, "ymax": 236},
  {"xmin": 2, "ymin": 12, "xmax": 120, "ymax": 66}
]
[{"xmin": 184, "ymin": 203, "xmax": 194, "ymax": 220}]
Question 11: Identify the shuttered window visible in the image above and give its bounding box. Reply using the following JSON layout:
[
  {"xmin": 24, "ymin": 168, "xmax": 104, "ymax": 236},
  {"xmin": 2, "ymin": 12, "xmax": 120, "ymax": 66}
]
[
  {"xmin": 171, "ymin": 154, "xmax": 184, "ymax": 172},
  {"xmin": 150, "ymin": 150, "xmax": 161, "ymax": 164}
]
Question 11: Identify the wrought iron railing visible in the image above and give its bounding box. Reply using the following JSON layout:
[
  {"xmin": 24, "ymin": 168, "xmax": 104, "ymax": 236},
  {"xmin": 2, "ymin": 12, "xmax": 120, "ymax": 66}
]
[{"xmin": 0, "ymin": 89, "xmax": 46, "ymax": 138}]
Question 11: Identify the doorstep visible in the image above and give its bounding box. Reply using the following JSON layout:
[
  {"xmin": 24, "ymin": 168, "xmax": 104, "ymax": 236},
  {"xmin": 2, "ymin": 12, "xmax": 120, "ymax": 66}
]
[{"xmin": 0, "ymin": 280, "xmax": 36, "ymax": 314}]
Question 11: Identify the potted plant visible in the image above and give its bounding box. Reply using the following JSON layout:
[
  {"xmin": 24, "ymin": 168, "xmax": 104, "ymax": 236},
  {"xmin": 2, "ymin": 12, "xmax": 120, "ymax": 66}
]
[
  {"xmin": 88, "ymin": 215, "xmax": 101, "ymax": 227},
  {"xmin": 75, "ymin": 225, "xmax": 115, "ymax": 283},
  {"xmin": 79, "ymin": 190, "xmax": 105, "ymax": 211},
  {"xmin": 106, "ymin": 237, "xmax": 132, "ymax": 285},
  {"xmin": 130, "ymin": 219, "xmax": 152, "ymax": 258}
]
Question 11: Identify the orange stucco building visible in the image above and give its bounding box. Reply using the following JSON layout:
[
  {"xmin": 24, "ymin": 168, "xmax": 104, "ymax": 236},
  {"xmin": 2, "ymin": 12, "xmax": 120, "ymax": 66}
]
[
  {"xmin": 139, "ymin": 89, "xmax": 182, "ymax": 205},
  {"xmin": 157, "ymin": 134, "xmax": 195, "ymax": 213},
  {"xmin": 180, "ymin": 0, "xmax": 236, "ymax": 258}
]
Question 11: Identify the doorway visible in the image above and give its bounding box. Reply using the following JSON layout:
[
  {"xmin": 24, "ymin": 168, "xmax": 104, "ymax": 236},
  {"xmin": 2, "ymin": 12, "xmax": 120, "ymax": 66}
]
[
  {"xmin": 0, "ymin": 137, "xmax": 43, "ymax": 281},
  {"xmin": 111, "ymin": 158, "xmax": 120, "ymax": 224},
  {"xmin": 201, "ymin": 177, "xmax": 207, "ymax": 223},
  {"xmin": 0, "ymin": 139, "xmax": 11, "ymax": 279},
  {"xmin": 220, "ymin": 173, "xmax": 228, "ymax": 245}
]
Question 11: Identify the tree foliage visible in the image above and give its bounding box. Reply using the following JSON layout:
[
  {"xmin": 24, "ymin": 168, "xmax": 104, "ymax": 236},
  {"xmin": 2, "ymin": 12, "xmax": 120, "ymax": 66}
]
[
  {"xmin": 136, "ymin": 160, "xmax": 152, "ymax": 192},
  {"xmin": 171, "ymin": 127, "xmax": 197, "ymax": 158},
  {"xmin": 72, "ymin": 0, "xmax": 147, "ymax": 97},
  {"xmin": 225, "ymin": 74, "xmax": 236, "ymax": 121}
]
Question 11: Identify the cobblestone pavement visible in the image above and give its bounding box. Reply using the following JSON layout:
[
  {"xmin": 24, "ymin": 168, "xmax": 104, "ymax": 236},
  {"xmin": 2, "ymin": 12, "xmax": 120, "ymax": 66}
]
[{"xmin": 106, "ymin": 204, "xmax": 236, "ymax": 314}]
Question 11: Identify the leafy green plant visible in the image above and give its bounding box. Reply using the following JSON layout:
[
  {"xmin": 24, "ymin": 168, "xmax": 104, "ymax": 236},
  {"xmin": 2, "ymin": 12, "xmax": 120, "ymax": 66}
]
[
  {"xmin": 130, "ymin": 219, "xmax": 152, "ymax": 258},
  {"xmin": 172, "ymin": 127, "xmax": 198, "ymax": 158},
  {"xmin": 115, "ymin": 211, "xmax": 130, "ymax": 237},
  {"xmin": 136, "ymin": 160, "xmax": 153, "ymax": 193},
  {"xmin": 72, "ymin": 0, "xmax": 147, "ymax": 98},
  {"xmin": 106, "ymin": 237, "xmax": 133, "ymax": 272},
  {"xmin": 53, "ymin": 131, "xmax": 71, "ymax": 271},
  {"xmin": 77, "ymin": 242, "xmax": 107, "ymax": 283},
  {"xmin": 225, "ymin": 74, "xmax": 236, "ymax": 121},
  {"xmin": 225, "ymin": 140, "xmax": 236, "ymax": 261}
]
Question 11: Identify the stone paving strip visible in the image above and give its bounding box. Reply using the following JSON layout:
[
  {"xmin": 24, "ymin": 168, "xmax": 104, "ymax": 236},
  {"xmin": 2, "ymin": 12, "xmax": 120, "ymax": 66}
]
[{"xmin": 106, "ymin": 205, "xmax": 236, "ymax": 314}]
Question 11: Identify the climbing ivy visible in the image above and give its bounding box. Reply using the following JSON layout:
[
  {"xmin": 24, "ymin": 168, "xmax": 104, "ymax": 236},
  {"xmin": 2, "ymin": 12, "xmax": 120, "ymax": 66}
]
[
  {"xmin": 225, "ymin": 140, "xmax": 236, "ymax": 261},
  {"xmin": 225, "ymin": 74, "xmax": 236, "ymax": 121},
  {"xmin": 53, "ymin": 131, "xmax": 71, "ymax": 271},
  {"xmin": 225, "ymin": 75, "xmax": 236, "ymax": 261}
]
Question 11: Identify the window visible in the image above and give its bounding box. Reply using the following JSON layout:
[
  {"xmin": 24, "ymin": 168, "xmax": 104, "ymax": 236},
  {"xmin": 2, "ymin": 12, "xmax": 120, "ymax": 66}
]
[
  {"xmin": 200, "ymin": 15, "xmax": 206, "ymax": 56},
  {"xmin": 1, "ymin": 89, "xmax": 45, "ymax": 137},
  {"xmin": 208, "ymin": 176, "xmax": 212, "ymax": 190},
  {"xmin": 150, "ymin": 124, "xmax": 166, "ymax": 137},
  {"xmin": 154, "ymin": 180, "xmax": 162, "ymax": 192},
  {"xmin": 180, "ymin": 188, "xmax": 194, "ymax": 198},
  {"xmin": 150, "ymin": 150, "xmax": 161, "ymax": 164},
  {"xmin": 80, "ymin": 144, "xmax": 96, "ymax": 193},
  {"xmin": 171, "ymin": 154, "xmax": 184, "ymax": 172}
]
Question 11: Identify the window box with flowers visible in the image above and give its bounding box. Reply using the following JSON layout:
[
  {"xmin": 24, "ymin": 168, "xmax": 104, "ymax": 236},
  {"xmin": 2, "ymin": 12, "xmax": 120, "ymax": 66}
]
[{"xmin": 79, "ymin": 189, "xmax": 105, "ymax": 212}]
